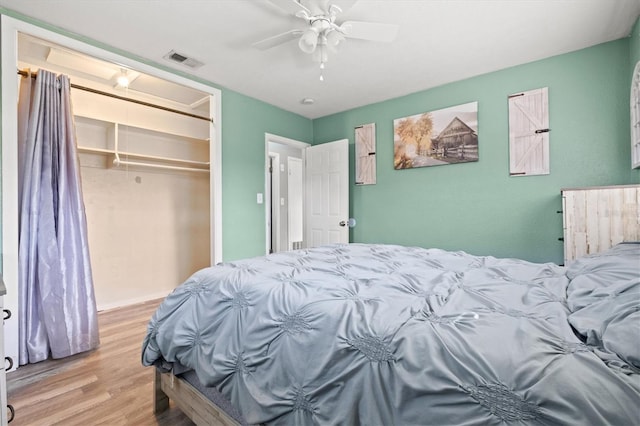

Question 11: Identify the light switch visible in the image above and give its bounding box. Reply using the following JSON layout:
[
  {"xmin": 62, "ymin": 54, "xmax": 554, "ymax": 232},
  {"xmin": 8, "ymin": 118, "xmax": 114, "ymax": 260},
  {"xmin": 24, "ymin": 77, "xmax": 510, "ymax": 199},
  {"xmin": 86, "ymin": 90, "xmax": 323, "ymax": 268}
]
[
  {"xmin": 257, "ymin": 193, "xmax": 263, "ymax": 204},
  {"xmin": 280, "ymin": 197, "xmax": 285, "ymax": 206}
]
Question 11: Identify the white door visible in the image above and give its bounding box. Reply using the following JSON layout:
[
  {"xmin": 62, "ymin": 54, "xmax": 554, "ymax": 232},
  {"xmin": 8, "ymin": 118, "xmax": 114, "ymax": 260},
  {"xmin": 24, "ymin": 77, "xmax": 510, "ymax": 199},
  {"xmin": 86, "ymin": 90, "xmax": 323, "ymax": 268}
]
[{"xmin": 305, "ymin": 139, "xmax": 349, "ymax": 247}]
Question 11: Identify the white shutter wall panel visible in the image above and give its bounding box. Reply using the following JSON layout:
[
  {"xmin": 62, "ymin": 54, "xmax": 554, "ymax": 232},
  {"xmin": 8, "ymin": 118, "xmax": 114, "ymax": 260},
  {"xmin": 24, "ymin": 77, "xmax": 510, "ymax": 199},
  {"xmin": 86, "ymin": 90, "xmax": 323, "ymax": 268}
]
[
  {"xmin": 631, "ymin": 61, "xmax": 640, "ymax": 169},
  {"xmin": 355, "ymin": 123, "xmax": 376, "ymax": 185},
  {"xmin": 508, "ymin": 87, "xmax": 550, "ymax": 176}
]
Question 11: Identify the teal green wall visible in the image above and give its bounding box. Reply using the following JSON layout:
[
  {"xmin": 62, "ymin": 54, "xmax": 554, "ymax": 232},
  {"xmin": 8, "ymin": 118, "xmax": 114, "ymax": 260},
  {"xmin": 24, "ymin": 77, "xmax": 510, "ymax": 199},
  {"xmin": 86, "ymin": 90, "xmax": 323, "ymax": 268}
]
[
  {"xmin": 314, "ymin": 38, "xmax": 638, "ymax": 264},
  {"xmin": 221, "ymin": 91, "xmax": 312, "ymax": 260}
]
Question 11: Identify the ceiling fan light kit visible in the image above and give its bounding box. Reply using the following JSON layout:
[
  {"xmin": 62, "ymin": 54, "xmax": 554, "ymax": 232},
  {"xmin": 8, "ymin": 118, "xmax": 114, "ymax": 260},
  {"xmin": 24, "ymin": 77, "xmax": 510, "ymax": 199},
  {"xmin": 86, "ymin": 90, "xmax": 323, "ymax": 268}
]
[
  {"xmin": 326, "ymin": 30, "xmax": 345, "ymax": 48},
  {"xmin": 298, "ymin": 27, "xmax": 320, "ymax": 53},
  {"xmin": 257, "ymin": 0, "xmax": 398, "ymax": 81}
]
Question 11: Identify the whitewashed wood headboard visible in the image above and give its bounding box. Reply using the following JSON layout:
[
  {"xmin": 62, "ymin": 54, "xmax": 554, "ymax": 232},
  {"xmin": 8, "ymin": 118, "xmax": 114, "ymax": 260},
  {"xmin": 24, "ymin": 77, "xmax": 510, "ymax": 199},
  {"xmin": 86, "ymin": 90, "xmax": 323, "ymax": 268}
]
[{"xmin": 561, "ymin": 184, "xmax": 640, "ymax": 265}]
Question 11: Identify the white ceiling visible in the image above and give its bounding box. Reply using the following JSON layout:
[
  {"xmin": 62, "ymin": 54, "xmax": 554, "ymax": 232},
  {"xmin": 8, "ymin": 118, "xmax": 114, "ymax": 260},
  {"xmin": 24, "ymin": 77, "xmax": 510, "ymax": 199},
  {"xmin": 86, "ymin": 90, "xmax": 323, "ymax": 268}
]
[{"xmin": 1, "ymin": 0, "xmax": 638, "ymax": 119}]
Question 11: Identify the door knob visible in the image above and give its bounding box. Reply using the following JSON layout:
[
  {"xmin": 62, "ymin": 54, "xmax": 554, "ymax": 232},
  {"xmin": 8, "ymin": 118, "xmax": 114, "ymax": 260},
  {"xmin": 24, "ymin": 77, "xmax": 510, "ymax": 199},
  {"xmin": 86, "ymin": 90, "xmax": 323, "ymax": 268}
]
[{"xmin": 339, "ymin": 218, "xmax": 356, "ymax": 228}]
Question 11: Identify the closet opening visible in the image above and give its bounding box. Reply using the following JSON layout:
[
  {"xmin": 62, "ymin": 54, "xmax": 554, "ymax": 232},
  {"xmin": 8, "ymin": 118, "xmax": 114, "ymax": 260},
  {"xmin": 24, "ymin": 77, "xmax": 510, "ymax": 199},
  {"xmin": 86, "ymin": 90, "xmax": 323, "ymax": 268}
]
[
  {"xmin": 2, "ymin": 15, "xmax": 222, "ymax": 371},
  {"xmin": 17, "ymin": 33, "xmax": 214, "ymax": 309}
]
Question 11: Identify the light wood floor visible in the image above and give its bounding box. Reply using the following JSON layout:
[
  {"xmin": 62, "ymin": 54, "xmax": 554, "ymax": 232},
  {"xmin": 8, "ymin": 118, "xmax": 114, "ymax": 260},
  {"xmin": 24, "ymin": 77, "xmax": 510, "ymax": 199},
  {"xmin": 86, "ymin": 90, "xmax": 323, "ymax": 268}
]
[{"xmin": 6, "ymin": 299, "xmax": 195, "ymax": 426}]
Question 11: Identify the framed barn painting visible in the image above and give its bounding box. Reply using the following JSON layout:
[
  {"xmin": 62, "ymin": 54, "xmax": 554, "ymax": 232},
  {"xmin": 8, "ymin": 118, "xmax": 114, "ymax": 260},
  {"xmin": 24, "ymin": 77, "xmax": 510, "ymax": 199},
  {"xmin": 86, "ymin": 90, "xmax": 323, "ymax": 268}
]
[{"xmin": 393, "ymin": 101, "xmax": 478, "ymax": 170}]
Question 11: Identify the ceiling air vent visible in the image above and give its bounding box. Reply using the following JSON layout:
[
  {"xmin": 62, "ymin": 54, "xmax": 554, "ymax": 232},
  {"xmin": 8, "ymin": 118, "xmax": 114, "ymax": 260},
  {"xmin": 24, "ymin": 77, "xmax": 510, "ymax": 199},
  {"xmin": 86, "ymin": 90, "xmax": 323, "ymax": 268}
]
[{"xmin": 163, "ymin": 50, "xmax": 205, "ymax": 69}]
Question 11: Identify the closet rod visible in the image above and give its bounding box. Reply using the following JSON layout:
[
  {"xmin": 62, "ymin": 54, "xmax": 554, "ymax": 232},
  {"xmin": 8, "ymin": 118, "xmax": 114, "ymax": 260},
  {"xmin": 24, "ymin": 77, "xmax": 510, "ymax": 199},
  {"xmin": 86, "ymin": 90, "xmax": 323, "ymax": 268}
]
[{"xmin": 17, "ymin": 69, "xmax": 213, "ymax": 123}]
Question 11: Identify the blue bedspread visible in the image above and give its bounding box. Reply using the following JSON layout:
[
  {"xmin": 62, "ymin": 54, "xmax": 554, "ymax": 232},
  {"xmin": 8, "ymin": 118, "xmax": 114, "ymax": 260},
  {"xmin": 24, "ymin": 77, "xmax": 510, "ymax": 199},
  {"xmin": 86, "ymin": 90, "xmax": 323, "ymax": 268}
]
[{"xmin": 142, "ymin": 243, "xmax": 640, "ymax": 425}]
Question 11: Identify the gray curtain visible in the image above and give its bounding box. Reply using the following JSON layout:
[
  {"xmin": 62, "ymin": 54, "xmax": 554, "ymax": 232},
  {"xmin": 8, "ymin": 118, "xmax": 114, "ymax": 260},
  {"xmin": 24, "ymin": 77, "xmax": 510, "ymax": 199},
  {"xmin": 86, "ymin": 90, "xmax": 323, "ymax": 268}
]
[{"xmin": 17, "ymin": 69, "xmax": 100, "ymax": 365}]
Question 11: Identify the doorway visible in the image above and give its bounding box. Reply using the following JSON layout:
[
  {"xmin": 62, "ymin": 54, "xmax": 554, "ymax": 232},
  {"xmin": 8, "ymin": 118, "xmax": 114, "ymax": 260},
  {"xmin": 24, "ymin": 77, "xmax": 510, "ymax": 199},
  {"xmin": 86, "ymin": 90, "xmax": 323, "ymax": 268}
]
[{"xmin": 264, "ymin": 134, "xmax": 309, "ymax": 254}]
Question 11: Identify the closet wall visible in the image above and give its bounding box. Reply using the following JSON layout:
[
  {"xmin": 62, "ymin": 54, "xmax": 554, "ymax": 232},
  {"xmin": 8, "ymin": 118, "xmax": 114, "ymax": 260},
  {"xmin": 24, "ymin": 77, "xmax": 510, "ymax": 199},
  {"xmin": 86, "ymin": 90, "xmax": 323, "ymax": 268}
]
[{"xmin": 72, "ymin": 89, "xmax": 211, "ymax": 310}]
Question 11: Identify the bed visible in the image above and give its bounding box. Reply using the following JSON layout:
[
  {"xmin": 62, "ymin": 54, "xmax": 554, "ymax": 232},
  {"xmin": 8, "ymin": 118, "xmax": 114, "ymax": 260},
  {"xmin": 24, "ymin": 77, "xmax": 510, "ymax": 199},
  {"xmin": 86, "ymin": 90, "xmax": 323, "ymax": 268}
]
[{"xmin": 142, "ymin": 242, "xmax": 640, "ymax": 425}]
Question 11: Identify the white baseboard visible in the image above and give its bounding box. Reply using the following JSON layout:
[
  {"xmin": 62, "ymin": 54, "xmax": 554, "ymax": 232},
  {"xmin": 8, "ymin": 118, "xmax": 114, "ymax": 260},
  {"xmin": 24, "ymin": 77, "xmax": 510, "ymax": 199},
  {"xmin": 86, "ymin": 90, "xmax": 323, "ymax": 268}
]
[{"xmin": 96, "ymin": 290, "xmax": 172, "ymax": 312}]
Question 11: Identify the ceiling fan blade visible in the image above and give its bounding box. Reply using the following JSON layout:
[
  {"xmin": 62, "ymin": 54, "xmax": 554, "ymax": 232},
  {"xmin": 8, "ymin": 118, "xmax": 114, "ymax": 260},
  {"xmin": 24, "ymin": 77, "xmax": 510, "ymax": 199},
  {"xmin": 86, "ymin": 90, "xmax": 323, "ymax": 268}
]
[
  {"xmin": 340, "ymin": 21, "xmax": 398, "ymax": 42},
  {"xmin": 266, "ymin": 0, "xmax": 310, "ymax": 16},
  {"xmin": 252, "ymin": 29, "xmax": 304, "ymax": 50},
  {"xmin": 328, "ymin": 0, "xmax": 358, "ymax": 14}
]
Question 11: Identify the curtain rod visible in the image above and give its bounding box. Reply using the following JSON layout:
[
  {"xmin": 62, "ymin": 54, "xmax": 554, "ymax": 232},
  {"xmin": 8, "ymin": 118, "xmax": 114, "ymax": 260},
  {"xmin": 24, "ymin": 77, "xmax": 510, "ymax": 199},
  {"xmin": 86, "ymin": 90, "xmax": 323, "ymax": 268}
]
[{"xmin": 17, "ymin": 69, "xmax": 213, "ymax": 123}]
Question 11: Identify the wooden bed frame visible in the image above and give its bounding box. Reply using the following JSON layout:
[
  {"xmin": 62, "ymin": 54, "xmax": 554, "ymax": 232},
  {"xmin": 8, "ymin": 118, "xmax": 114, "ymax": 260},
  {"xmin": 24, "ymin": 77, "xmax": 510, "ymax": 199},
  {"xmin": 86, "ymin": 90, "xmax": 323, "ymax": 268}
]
[{"xmin": 154, "ymin": 369, "xmax": 240, "ymax": 426}]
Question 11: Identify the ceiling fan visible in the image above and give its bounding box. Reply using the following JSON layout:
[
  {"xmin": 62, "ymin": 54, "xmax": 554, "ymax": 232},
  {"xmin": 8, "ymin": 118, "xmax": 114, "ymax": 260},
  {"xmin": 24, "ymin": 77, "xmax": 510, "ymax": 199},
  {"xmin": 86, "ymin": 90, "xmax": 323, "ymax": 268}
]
[{"xmin": 254, "ymin": 0, "xmax": 398, "ymax": 80}]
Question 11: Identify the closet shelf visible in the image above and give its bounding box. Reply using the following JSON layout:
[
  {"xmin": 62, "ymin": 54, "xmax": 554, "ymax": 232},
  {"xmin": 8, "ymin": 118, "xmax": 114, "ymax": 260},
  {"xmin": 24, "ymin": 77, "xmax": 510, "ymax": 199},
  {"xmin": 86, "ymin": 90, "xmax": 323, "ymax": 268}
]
[
  {"xmin": 74, "ymin": 113, "xmax": 210, "ymax": 174},
  {"xmin": 74, "ymin": 104, "xmax": 209, "ymax": 141},
  {"xmin": 77, "ymin": 145, "xmax": 210, "ymax": 172}
]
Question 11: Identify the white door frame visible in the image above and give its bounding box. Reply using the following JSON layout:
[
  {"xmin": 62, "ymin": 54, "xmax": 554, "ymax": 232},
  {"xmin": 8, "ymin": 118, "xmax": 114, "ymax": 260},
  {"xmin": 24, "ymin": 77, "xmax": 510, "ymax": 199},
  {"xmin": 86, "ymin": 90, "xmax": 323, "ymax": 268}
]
[
  {"xmin": 267, "ymin": 153, "xmax": 281, "ymax": 254},
  {"xmin": 1, "ymin": 15, "xmax": 223, "ymax": 369},
  {"xmin": 264, "ymin": 133, "xmax": 309, "ymax": 255}
]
